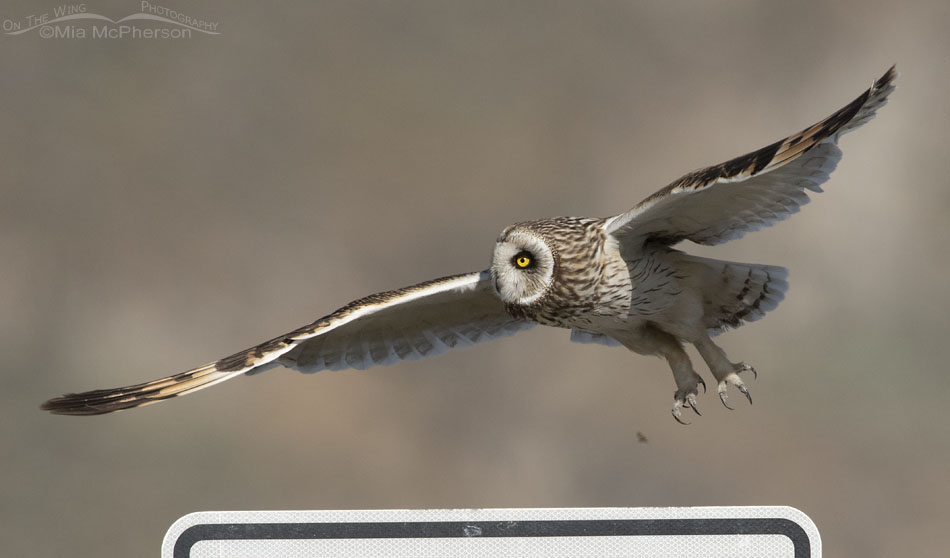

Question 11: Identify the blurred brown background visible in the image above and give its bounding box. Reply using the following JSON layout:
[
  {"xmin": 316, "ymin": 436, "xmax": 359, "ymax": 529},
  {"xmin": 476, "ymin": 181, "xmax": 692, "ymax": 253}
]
[{"xmin": 2, "ymin": 1, "xmax": 947, "ymax": 556}]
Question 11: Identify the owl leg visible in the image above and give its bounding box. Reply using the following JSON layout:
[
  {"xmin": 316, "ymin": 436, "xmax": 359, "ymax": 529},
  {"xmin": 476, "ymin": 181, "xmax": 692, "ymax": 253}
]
[
  {"xmin": 693, "ymin": 335, "xmax": 756, "ymax": 410},
  {"xmin": 623, "ymin": 326, "xmax": 705, "ymax": 424},
  {"xmin": 665, "ymin": 345, "xmax": 707, "ymax": 425}
]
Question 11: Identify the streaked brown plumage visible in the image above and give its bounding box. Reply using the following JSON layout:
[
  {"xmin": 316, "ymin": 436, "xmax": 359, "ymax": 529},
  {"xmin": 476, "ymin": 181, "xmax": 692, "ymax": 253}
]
[{"xmin": 42, "ymin": 66, "xmax": 896, "ymax": 422}]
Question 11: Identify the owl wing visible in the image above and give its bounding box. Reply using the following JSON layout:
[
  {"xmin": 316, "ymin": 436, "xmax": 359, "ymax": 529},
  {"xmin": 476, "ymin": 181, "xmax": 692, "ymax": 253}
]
[
  {"xmin": 604, "ymin": 66, "xmax": 896, "ymax": 247},
  {"xmin": 41, "ymin": 271, "xmax": 533, "ymax": 415}
]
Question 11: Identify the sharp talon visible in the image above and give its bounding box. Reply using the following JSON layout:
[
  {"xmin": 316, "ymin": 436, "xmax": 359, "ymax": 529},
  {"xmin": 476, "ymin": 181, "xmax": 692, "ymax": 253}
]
[
  {"xmin": 687, "ymin": 396, "xmax": 701, "ymax": 416},
  {"xmin": 697, "ymin": 377, "xmax": 707, "ymax": 394},
  {"xmin": 719, "ymin": 390, "xmax": 734, "ymax": 410},
  {"xmin": 737, "ymin": 362, "xmax": 757, "ymax": 380},
  {"xmin": 672, "ymin": 408, "xmax": 690, "ymax": 425},
  {"xmin": 672, "ymin": 396, "xmax": 694, "ymax": 425},
  {"xmin": 738, "ymin": 384, "xmax": 753, "ymax": 405}
]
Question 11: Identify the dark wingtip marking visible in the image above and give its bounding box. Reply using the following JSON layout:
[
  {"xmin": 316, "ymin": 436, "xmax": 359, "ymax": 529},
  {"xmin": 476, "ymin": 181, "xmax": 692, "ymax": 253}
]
[
  {"xmin": 635, "ymin": 65, "xmax": 897, "ymax": 247},
  {"xmin": 41, "ymin": 390, "xmax": 142, "ymax": 415},
  {"xmin": 876, "ymin": 65, "xmax": 898, "ymax": 90},
  {"xmin": 39, "ymin": 363, "xmax": 221, "ymax": 416}
]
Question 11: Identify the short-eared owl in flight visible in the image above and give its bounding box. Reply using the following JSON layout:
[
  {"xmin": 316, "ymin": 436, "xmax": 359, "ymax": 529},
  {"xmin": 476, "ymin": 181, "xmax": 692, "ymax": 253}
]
[{"xmin": 43, "ymin": 67, "xmax": 896, "ymax": 423}]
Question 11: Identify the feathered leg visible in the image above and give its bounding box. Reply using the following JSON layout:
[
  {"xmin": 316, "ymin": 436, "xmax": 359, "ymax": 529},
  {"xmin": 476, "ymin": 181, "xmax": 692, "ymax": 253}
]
[
  {"xmin": 694, "ymin": 334, "xmax": 756, "ymax": 410},
  {"xmin": 619, "ymin": 325, "xmax": 706, "ymax": 424}
]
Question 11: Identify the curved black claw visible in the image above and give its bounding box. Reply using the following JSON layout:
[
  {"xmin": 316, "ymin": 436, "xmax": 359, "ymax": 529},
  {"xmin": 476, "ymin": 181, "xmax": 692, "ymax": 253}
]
[
  {"xmin": 719, "ymin": 390, "xmax": 735, "ymax": 411},
  {"xmin": 697, "ymin": 377, "xmax": 707, "ymax": 394},
  {"xmin": 738, "ymin": 383, "xmax": 753, "ymax": 405},
  {"xmin": 672, "ymin": 408, "xmax": 690, "ymax": 425},
  {"xmin": 737, "ymin": 362, "xmax": 758, "ymax": 380},
  {"xmin": 718, "ymin": 371, "xmax": 752, "ymax": 410},
  {"xmin": 688, "ymin": 397, "xmax": 701, "ymax": 416},
  {"xmin": 672, "ymin": 391, "xmax": 699, "ymax": 425}
]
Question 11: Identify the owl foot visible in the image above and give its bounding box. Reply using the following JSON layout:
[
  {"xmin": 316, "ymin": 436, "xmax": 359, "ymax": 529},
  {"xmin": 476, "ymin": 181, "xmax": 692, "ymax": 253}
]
[
  {"xmin": 717, "ymin": 363, "xmax": 755, "ymax": 410},
  {"xmin": 671, "ymin": 378, "xmax": 705, "ymax": 425}
]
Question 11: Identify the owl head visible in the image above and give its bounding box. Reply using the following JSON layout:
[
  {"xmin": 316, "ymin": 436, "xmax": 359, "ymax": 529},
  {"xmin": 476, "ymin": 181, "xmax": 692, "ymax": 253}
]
[{"xmin": 491, "ymin": 227, "xmax": 556, "ymax": 306}]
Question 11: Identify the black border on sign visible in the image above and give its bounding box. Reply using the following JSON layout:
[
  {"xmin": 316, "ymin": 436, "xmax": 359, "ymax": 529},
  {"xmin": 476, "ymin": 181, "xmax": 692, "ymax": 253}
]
[{"xmin": 173, "ymin": 517, "xmax": 810, "ymax": 558}]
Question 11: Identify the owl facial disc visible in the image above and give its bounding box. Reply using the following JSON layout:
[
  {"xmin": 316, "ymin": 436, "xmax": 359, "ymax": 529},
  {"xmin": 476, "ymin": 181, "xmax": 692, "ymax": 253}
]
[{"xmin": 490, "ymin": 229, "xmax": 555, "ymax": 306}]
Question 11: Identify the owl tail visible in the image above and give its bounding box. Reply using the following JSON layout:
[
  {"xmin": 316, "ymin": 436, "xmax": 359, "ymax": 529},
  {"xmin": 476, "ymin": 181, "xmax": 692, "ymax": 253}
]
[{"xmin": 677, "ymin": 254, "xmax": 789, "ymax": 336}]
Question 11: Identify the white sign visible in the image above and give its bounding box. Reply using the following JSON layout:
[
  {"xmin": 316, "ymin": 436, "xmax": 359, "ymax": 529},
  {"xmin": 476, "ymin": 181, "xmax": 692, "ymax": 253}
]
[{"xmin": 163, "ymin": 506, "xmax": 820, "ymax": 558}]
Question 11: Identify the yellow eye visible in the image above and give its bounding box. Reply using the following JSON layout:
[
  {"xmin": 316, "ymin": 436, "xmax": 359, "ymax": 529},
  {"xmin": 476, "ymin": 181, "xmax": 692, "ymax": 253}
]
[{"xmin": 511, "ymin": 252, "xmax": 534, "ymax": 269}]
